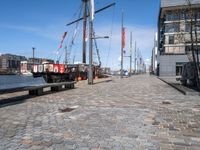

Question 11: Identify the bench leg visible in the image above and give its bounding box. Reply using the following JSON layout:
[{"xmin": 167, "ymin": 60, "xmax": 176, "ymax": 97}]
[
  {"xmin": 65, "ymin": 83, "xmax": 74, "ymax": 89},
  {"xmin": 51, "ymin": 86, "xmax": 62, "ymax": 91},
  {"xmin": 36, "ymin": 88, "xmax": 43, "ymax": 95},
  {"xmin": 70, "ymin": 83, "xmax": 75, "ymax": 89},
  {"xmin": 65, "ymin": 84, "xmax": 70, "ymax": 89},
  {"xmin": 29, "ymin": 88, "xmax": 43, "ymax": 96},
  {"xmin": 29, "ymin": 90, "xmax": 36, "ymax": 95}
]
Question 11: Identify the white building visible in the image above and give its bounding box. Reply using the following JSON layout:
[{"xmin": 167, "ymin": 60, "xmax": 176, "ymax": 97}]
[{"xmin": 158, "ymin": 0, "xmax": 200, "ymax": 76}]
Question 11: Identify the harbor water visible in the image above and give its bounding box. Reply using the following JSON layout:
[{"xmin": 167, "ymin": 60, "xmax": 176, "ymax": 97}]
[{"xmin": 0, "ymin": 75, "xmax": 45, "ymax": 90}]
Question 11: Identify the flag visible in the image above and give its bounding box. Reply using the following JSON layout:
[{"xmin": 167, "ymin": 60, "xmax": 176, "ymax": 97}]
[
  {"xmin": 122, "ymin": 27, "xmax": 125, "ymax": 49},
  {"xmin": 90, "ymin": 0, "xmax": 94, "ymax": 21},
  {"xmin": 59, "ymin": 32, "xmax": 67, "ymax": 48}
]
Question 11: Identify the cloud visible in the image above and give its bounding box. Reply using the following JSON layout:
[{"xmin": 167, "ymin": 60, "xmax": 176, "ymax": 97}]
[{"xmin": 0, "ymin": 23, "xmax": 66, "ymax": 41}]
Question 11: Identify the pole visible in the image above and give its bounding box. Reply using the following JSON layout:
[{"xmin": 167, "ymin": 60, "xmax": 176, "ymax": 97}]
[
  {"xmin": 32, "ymin": 47, "xmax": 35, "ymax": 66},
  {"xmin": 137, "ymin": 48, "xmax": 139, "ymax": 73},
  {"xmin": 121, "ymin": 11, "xmax": 124, "ymax": 79},
  {"xmin": 134, "ymin": 41, "xmax": 137, "ymax": 73},
  {"xmin": 88, "ymin": 0, "xmax": 93, "ymax": 84},
  {"xmin": 83, "ymin": 0, "xmax": 87, "ymax": 63},
  {"xmin": 130, "ymin": 32, "xmax": 132, "ymax": 76}
]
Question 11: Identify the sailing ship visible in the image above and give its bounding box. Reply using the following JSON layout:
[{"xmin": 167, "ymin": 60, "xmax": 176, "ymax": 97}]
[{"xmin": 32, "ymin": 0, "xmax": 115, "ymax": 83}]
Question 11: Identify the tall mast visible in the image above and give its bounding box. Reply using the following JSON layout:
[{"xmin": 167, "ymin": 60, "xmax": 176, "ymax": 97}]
[
  {"xmin": 64, "ymin": 46, "xmax": 68, "ymax": 64},
  {"xmin": 130, "ymin": 32, "xmax": 132, "ymax": 75},
  {"xmin": 67, "ymin": 1, "xmax": 115, "ymax": 64},
  {"xmin": 88, "ymin": 0, "xmax": 94, "ymax": 84},
  {"xmin": 82, "ymin": 0, "xmax": 87, "ymax": 63},
  {"xmin": 134, "ymin": 41, "xmax": 137, "ymax": 73}
]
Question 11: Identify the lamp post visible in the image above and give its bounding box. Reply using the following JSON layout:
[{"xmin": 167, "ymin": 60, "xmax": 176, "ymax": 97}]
[
  {"xmin": 88, "ymin": 35, "xmax": 109, "ymax": 85},
  {"xmin": 32, "ymin": 47, "xmax": 35, "ymax": 66}
]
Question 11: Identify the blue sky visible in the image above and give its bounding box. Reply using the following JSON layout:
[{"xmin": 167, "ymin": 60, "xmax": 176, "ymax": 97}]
[{"xmin": 0, "ymin": 0, "xmax": 160, "ymax": 69}]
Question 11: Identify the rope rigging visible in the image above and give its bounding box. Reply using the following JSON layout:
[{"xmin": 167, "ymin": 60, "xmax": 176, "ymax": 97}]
[
  {"xmin": 58, "ymin": 0, "xmax": 116, "ymax": 65},
  {"xmin": 106, "ymin": 0, "xmax": 116, "ymax": 67},
  {"xmin": 86, "ymin": 1, "xmax": 116, "ymax": 67},
  {"xmin": 56, "ymin": 2, "xmax": 83, "ymax": 63},
  {"xmin": 64, "ymin": 2, "xmax": 83, "ymax": 64}
]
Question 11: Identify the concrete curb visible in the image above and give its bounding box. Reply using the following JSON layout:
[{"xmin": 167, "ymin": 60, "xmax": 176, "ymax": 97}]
[
  {"xmin": 158, "ymin": 77, "xmax": 200, "ymax": 96},
  {"xmin": 158, "ymin": 77, "xmax": 186, "ymax": 95}
]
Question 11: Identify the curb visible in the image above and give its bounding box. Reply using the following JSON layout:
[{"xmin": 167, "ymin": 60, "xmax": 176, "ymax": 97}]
[{"xmin": 158, "ymin": 77, "xmax": 186, "ymax": 95}]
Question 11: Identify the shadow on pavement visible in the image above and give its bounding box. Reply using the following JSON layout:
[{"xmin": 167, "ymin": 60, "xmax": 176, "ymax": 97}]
[
  {"xmin": 0, "ymin": 87, "xmax": 77, "ymax": 108},
  {"xmin": 93, "ymin": 79, "xmax": 113, "ymax": 85}
]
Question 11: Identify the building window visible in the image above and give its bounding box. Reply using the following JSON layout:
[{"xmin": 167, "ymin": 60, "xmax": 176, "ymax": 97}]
[
  {"xmin": 169, "ymin": 35, "xmax": 174, "ymax": 44},
  {"xmin": 186, "ymin": 45, "xmax": 200, "ymax": 53},
  {"xmin": 185, "ymin": 23, "xmax": 200, "ymax": 32},
  {"xmin": 197, "ymin": 11, "xmax": 200, "ymax": 19},
  {"xmin": 185, "ymin": 23, "xmax": 191, "ymax": 32},
  {"xmin": 176, "ymin": 65, "xmax": 183, "ymax": 76},
  {"xmin": 176, "ymin": 63, "xmax": 187, "ymax": 76},
  {"xmin": 166, "ymin": 11, "xmax": 179, "ymax": 21},
  {"xmin": 165, "ymin": 23, "xmax": 179, "ymax": 33},
  {"xmin": 179, "ymin": 11, "xmax": 186, "ymax": 20}
]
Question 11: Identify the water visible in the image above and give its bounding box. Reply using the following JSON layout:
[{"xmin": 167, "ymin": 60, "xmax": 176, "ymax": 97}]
[{"xmin": 0, "ymin": 75, "xmax": 46, "ymax": 90}]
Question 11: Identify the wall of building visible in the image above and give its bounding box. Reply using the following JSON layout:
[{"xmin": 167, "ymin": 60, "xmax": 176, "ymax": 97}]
[
  {"xmin": 161, "ymin": 0, "xmax": 200, "ymax": 8},
  {"xmin": 159, "ymin": 54, "xmax": 188, "ymax": 76}
]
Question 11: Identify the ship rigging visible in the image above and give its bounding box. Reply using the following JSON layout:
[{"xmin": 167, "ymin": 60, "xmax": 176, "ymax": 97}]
[{"xmin": 32, "ymin": 0, "xmax": 115, "ymax": 83}]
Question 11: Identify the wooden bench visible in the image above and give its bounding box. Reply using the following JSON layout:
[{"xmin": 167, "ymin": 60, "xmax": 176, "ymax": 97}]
[{"xmin": 0, "ymin": 81, "xmax": 76, "ymax": 96}]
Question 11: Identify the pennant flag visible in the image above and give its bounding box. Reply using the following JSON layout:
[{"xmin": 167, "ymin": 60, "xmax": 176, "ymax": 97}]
[
  {"xmin": 90, "ymin": 0, "xmax": 95, "ymax": 21},
  {"xmin": 122, "ymin": 27, "xmax": 125, "ymax": 49},
  {"xmin": 59, "ymin": 32, "xmax": 67, "ymax": 48}
]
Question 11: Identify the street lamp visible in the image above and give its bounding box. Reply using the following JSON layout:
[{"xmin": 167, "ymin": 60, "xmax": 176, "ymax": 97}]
[
  {"xmin": 88, "ymin": 35, "xmax": 109, "ymax": 85},
  {"xmin": 92, "ymin": 36, "xmax": 109, "ymax": 39},
  {"xmin": 32, "ymin": 47, "xmax": 35, "ymax": 66}
]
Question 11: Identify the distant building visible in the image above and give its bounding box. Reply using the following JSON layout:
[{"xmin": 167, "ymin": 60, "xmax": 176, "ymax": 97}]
[
  {"xmin": 158, "ymin": 0, "xmax": 200, "ymax": 76},
  {"xmin": 0, "ymin": 53, "xmax": 55, "ymax": 74},
  {"xmin": 0, "ymin": 54, "xmax": 26, "ymax": 74}
]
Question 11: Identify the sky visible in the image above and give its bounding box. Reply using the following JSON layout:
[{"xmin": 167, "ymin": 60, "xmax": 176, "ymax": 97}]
[{"xmin": 0, "ymin": 0, "xmax": 160, "ymax": 70}]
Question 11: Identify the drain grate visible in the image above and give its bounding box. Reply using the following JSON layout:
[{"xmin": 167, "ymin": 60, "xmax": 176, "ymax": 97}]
[
  {"xmin": 59, "ymin": 108, "xmax": 75, "ymax": 113},
  {"xmin": 152, "ymin": 120, "xmax": 160, "ymax": 125},
  {"xmin": 162, "ymin": 101, "xmax": 171, "ymax": 105}
]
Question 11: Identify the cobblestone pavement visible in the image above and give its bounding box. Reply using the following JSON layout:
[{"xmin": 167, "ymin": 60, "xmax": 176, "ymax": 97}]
[{"xmin": 0, "ymin": 75, "xmax": 200, "ymax": 150}]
